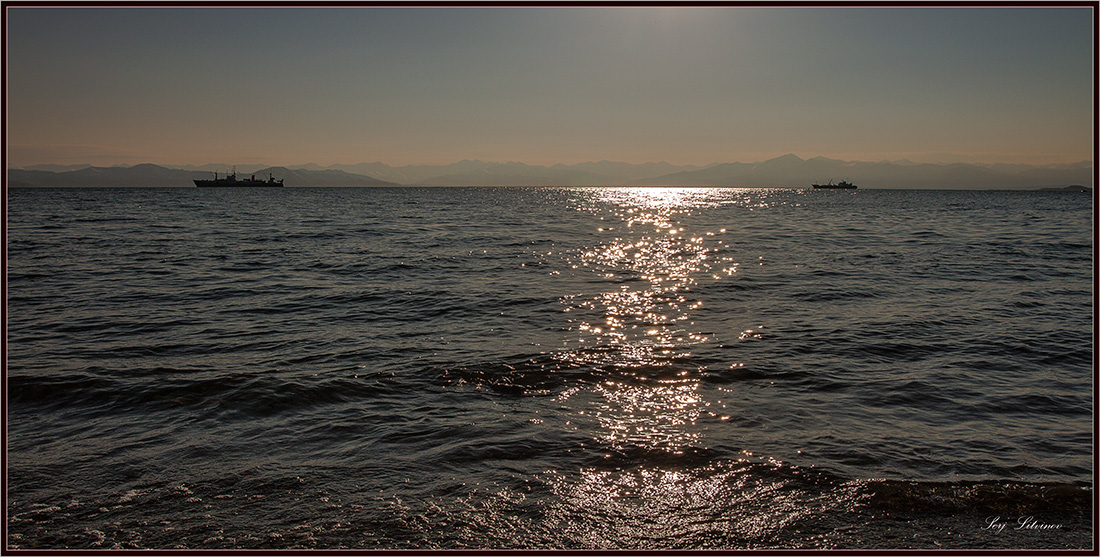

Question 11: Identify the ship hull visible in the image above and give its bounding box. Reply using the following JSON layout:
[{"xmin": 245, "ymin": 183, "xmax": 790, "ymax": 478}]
[
  {"xmin": 194, "ymin": 180, "xmax": 283, "ymax": 187},
  {"xmin": 811, "ymin": 184, "xmax": 857, "ymax": 189}
]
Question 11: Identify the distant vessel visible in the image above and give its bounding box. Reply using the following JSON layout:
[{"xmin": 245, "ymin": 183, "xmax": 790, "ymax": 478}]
[
  {"xmin": 812, "ymin": 180, "xmax": 856, "ymax": 190},
  {"xmin": 195, "ymin": 169, "xmax": 283, "ymax": 187}
]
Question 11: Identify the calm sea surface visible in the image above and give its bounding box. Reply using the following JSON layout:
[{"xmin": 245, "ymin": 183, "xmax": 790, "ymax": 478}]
[{"xmin": 6, "ymin": 187, "xmax": 1093, "ymax": 549}]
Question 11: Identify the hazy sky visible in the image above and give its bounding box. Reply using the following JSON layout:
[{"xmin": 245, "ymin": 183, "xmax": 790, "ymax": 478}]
[{"xmin": 6, "ymin": 6, "xmax": 1094, "ymax": 167}]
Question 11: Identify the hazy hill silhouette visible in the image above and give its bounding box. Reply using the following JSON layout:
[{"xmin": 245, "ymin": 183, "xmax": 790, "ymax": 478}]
[
  {"xmin": 250, "ymin": 167, "xmax": 397, "ymax": 186},
  {"xmin": 633, "ymin": 154, "xmax": 1092, "ymax": 189},
  {"xmin": 7, "ymin": 157, "xmax": 1092, "ymax": 189},
  {"xmin": 292, "ymin": 160, "xmax": 707, "ymax": 186},
  {"xmin": 8, "ymin": 164, "xmax": 398, "ymax": 187},
  {"xmin": 8, "ymin": 164, "xmax": 199, "ymax": 187}
]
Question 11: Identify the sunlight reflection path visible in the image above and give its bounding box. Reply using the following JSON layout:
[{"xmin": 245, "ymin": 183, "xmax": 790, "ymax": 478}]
[
  {"xmin": 535, "ymin": 188, "xmax": 836, "ymax": 548},
  {"xmin": 559, "ymin": 188, "xmax": 735, "ymax": 367},
  {"xmin": 557, "ymin": 188, "xmax": 746, "ymax": 454}
]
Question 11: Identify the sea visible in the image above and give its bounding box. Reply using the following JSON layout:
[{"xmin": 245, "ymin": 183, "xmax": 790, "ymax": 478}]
[{"xmin": 5, "ymin": 186, "xmax": 1094, "ymax": 550}]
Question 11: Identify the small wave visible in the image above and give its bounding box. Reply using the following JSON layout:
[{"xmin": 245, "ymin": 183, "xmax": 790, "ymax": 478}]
[
  {"xmin": 584, "ymin": 445, "xmax": 726, "ymax": 471},
  {"xmin": 791, "ymin": 289, "xmax": 881, "ymax": 302},
  {"xmin": 976, "ymin": 392, "xmax": 1092, "ymax": 416},
  {"xmin": 859, "ymin": 479, "xmax": 1091, "ymax": 514},
  {"xmin": 441, "ymin": 348, "xmax": 709, "ymax": 396},
  {"xmin": 8, "ymin": 370, "xmax": 403, "ymax": 421},
  {"xmin": 8, "ymin": 374, "xmax": 119, "ymax": 409}
]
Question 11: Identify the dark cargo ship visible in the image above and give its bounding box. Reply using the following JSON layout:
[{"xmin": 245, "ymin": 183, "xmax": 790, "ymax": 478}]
[
  {"xmin": 195, "ymin": 169, "xmax": 283, "ymax": 187},
  {"xmin": 812, "ymin": 180, "xmax": 857, "ymax": 189}
]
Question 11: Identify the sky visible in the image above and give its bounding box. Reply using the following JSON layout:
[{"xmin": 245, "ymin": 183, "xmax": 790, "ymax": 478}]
[{"xmin": 5, "ymin": 6, "xmax": 1095, "ymax": 168}]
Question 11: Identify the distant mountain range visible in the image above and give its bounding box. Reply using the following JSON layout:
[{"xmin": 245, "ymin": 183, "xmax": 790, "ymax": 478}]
[
  {"xmin": 8, "ymin": 155, "xmax": 1093, "ymax": 189},
  {"xmin": 8, "ymin": 164, "xmax": 398, "ymax": 188},
  {"xmin": 632, "ymin": 154, "xmax": 1093, "ymax": 189}
]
